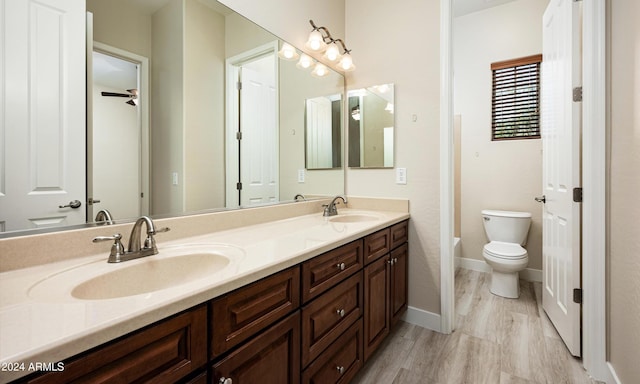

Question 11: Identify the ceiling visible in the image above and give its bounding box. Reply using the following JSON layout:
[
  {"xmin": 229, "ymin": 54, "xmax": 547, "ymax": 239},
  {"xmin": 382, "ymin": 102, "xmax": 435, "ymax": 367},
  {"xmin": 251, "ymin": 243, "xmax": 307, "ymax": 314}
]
[{"xmin": 453, "ymin": 0, "xmax": 519, "ymax": 17}]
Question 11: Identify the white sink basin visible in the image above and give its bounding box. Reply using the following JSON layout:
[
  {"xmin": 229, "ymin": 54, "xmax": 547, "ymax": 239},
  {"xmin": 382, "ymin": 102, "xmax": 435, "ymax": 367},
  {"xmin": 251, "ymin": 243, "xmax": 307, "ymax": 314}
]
[
  {"xmin": 329, "ymin": 213, "xmax": 381, "ymax": 223},
  {"xmin": 28, "ymin": 244, "xmax": 242, "ymax": 301}
]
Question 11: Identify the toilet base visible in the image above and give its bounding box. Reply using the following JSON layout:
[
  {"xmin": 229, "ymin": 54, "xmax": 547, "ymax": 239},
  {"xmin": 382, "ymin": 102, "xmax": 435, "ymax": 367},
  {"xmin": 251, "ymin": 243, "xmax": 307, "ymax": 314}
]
[{"xmin": 489, "ymin": 270, "xmax": 520, "ymax": 298}]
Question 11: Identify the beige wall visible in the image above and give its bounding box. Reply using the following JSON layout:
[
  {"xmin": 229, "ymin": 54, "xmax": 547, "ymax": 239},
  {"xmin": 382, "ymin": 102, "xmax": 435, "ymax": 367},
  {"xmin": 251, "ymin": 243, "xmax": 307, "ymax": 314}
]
[
  {"xmin": 454, "ymin": 0, "xmax": 547, "ymax": 270},
  {"xmin": 184, "ymin": 0, "xmax": 226, "ymax": 211},
  {"xmin": 608, "ymin": 0, "xmax": 640, "ymax": 382},
  {"xmin": 151, "ymin": 0, "xmax": 185, "ymax": 215},
  {"xmin": 346, "ymin": 0, "xmax": 441, "ymax": 314},
  {"xmin": 86, "ymin": 0, "xmax": 152, "ymax": 58}
]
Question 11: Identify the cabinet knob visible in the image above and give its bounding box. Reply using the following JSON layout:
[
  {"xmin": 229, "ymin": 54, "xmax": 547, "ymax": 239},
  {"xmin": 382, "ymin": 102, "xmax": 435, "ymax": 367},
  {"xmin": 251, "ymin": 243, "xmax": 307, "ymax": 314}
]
[
  {"xmin": 336, "ymin": 308, "xmax": 345, "ymax": 317},
  {"xmin": 336, "ymin": 365, "xmax": 345, "ymax": 374},
  {"xmin": 219, "ymin": 378, "xmax": 232, "ymax": 384},
  {"xmin": 336, "ymin": 262, "xmax": 346, "ymax": 271},
  {"xmin": 393, "ymin": 257, "xmax": 398, "ymax": 264}
]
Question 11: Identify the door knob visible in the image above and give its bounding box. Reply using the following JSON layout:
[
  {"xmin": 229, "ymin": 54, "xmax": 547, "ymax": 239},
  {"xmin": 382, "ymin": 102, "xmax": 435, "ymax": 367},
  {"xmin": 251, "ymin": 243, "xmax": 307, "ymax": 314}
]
[
  {"xmin": 535, "ymin": 195, "xmax": 546, "ymax": 204},
  {"xmin": 59, "ymin": 200, "xmax": 82, "ymax": 209}
]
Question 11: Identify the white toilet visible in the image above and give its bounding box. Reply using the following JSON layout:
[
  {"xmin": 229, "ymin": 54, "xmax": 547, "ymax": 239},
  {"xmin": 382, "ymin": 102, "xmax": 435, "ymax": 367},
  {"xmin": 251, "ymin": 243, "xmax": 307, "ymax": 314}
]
[{"xmin": 481, "ymin": 209, "xmax": 532, "ymax": 298}]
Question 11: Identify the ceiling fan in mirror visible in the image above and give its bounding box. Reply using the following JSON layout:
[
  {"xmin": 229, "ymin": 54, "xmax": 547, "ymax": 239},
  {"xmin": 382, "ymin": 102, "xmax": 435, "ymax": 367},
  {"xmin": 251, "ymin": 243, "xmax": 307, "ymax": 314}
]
[{"xmin": 101, "ymin": 89, "xmax": 138, "ymax": 106}]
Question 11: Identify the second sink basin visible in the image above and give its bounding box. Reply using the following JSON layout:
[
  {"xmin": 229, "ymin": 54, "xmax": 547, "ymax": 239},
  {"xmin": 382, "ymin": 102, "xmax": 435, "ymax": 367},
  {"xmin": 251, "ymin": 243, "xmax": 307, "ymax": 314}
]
[{"xmin": 328, "ymin": 213, "xmax": 381, "ymax": 223}]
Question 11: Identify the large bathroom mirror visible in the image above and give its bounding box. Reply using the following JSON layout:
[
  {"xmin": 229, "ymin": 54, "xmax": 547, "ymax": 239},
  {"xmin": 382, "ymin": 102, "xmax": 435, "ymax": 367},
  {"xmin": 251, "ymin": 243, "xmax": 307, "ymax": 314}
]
[
  {"xmin": 0, "ymin": 0, "xmax": 344, "ymax": 237},
  {"xmin": 347, "ymin": 84, "xmax": 395, "ymax": 168}
]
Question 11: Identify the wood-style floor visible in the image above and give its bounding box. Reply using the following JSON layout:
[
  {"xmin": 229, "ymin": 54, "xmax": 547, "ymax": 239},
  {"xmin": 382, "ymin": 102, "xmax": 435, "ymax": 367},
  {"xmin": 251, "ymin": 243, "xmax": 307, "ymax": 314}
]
[{"xmin": 352, "ymin": 269, "xmax": 600, "ymax": 384}]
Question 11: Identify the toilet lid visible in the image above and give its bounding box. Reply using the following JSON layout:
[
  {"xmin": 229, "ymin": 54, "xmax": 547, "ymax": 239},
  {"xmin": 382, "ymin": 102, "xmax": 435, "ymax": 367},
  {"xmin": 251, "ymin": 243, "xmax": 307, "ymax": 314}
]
[{"xmin": 484, "ymin": 241, "xmax": 527, "ymax": 258}]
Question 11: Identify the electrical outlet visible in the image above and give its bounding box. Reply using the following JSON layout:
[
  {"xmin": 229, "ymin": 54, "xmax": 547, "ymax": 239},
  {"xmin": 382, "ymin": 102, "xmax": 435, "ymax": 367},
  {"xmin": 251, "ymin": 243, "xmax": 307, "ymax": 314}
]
[{"xmin": 396, "ymin": 167, "xmax": 407, "ymax": 185}]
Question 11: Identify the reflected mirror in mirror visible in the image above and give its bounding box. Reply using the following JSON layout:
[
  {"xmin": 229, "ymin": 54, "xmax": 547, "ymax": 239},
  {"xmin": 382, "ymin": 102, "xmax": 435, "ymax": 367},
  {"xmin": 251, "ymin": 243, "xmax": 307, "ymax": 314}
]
[
  {"xmin": 347, "ymin": 84, "xmax": 395, "ymax": 168},
  {"xmin": 305, "ymin": 94, "xmax": 342, "ymax": 170},
  {"xmin": 0, "ymin": 0, "xmax": 345, "ymax": 237}
]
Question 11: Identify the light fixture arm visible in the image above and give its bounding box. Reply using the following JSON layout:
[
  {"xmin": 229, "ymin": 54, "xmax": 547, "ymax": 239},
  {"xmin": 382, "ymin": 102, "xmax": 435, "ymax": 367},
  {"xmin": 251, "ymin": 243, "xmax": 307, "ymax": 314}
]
[{"xmin": 308, "ymin": 20, "xmax": 352, "ymax": 54}]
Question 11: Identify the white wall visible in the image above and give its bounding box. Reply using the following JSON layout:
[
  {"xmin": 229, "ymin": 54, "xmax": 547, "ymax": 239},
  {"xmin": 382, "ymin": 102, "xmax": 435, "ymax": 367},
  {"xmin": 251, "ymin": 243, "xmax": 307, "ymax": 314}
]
[
  {"xmin": 608, "ymin": 0, "xmax": 640, "ymax": 381},
  {"xmin": 454, "ymin": 0, "xmax": 547, "ymax": 270}
]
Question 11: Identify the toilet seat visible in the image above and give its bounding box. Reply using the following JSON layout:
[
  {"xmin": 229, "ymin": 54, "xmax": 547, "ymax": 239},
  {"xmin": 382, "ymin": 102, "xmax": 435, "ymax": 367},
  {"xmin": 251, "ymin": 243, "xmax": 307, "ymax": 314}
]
[{"xmin": 483, "ymin": 241, "xmax": 527, "ymax": 260}]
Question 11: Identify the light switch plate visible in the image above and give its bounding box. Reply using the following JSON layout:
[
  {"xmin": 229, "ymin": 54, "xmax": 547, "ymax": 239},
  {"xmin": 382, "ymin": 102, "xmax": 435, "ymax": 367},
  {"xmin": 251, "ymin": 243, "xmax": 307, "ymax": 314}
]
[
  {"xmin": 396, "ymin": 167, "xmax": 407, "ymax": 184},
  {"xmin": 298, "ymin": 169, "xmax": 305, "ymax": 183}
]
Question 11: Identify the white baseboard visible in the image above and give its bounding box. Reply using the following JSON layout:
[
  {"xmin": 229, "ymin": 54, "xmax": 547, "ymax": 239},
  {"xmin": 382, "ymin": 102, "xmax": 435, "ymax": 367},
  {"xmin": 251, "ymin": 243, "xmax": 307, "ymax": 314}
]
[
  {"xmin": 402, "ymin": 306, "xmax": 441, "ymax": 332},
  {"xmin": 456, "ymin": 257, "xmax": 542, "ymax": 283},
  {"xmin": 606, "ymin": 362, "xmax": 622, "ymax": 384}
]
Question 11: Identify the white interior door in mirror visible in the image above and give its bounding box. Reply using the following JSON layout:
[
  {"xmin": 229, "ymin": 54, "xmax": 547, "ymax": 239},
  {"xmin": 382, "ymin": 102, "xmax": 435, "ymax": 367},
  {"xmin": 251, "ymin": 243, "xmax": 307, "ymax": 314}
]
[
  {"xmin": 306, "ymin": 97, "xmax": 333, "ymax": 169},
  {"xmin": 0, "ymin": 0, "xmax": 87, "ymax": 232},
  {"xmin": 239, "ymin": 55, "xmax": 279, "ymax": 206}
]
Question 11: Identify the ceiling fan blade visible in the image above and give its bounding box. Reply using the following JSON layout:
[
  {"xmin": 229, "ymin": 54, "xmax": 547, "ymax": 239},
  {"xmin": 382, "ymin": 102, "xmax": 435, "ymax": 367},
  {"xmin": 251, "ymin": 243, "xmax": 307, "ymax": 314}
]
[
  {"xmin": 126, "ymin": 99, "xmax": 137, "ymax": 106},
  {"xmin": 127, "ymin": 89, "xmax": 139, "ymax": 96},
  {"xmin": 101, "ymin": 91, "xmax": 130, "ymax": 97}
]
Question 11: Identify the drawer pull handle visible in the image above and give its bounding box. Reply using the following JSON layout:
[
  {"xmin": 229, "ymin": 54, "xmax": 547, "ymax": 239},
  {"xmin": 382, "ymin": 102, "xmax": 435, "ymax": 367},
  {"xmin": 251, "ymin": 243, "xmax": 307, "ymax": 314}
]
[
  {"xmin": 336, "ymin": 309, "xmax": 345, "ymax": 317},
  {"xmin": 219, "ymin": 378, "xmax": 232, "ymax": 384},
  {"xmin": 336, "ymin": 365, "xmax": 345, "ymax": 374},
  {"xmin": 337, "ymin": 262, "xmax": 346, "ymax": 271}
]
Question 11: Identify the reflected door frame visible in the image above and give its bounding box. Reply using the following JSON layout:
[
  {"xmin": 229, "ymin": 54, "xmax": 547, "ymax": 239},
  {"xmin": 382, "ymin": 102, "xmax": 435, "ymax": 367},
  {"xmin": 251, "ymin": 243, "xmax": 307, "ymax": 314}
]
[
  {"xmin": 225, "ymin": 41, "xmax": 280, "ymax": 208},
  {"xmin": 89, "ymin": 41, "xmax": 150, "ymax": 220}
]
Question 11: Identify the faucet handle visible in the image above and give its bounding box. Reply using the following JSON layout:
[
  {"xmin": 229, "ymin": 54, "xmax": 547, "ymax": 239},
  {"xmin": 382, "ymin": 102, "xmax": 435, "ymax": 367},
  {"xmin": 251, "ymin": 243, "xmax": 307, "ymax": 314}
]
[
  {"xmin": 153, "ymin": 227, "xmax": 170, "ymax": 235},
  {"xmin": 93, "ymin": 233, "xmax": 126, "ymax": 262},
  {"xmin": 143, "ymin": 227, "xmax": 170, "ymax": 254}
]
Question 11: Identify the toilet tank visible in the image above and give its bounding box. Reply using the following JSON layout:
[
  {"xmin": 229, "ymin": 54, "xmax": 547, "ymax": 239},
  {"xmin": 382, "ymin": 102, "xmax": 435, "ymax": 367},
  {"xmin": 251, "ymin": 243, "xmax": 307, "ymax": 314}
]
[{"xmin": 481, "ymin": 210, "xmax": 532, "ymax": 245}]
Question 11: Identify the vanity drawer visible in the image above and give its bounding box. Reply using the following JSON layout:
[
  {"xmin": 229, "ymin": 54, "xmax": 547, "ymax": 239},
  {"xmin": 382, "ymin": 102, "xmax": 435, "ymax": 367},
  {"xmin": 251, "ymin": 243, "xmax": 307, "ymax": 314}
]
[
  {"xmin": 302, "ymin": 319, "xmax": 363, "ymax": 384},
  {"xmin": 212, "ymin": 311, "xmax": 301, "ymax": 384},
  {"xmin": 364, "ymin": 228, "xmax": 390, "ymax": 264},
  {"xmin": 301, "ymin": 272, "xmax": 363, "ymax": 367},
  {"xmin": 390, "ymin": 220, "xmax": 409, "ymax": 250},
  {"xmin": 25, "ymin": 305, "xmax": 207, "ymax": 384},
  {"xmin": 302, "ymin": 239, "xmax": 363, "ymax": 303},
  {"xmin": 211, "ymin": 267, "xmax": 300, "ymax": 358}
]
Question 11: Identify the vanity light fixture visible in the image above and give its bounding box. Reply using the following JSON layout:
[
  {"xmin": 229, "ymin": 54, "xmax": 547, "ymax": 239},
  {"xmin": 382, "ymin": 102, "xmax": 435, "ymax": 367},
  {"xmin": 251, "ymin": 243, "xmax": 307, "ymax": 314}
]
[
  {"xmin": 296, "ymin": 53, "xmax": 314, "ymax": 69},
  {"xmin": 311, "ymin": 63, "xmax": 329, "ymax": 78},
  {"xmin": 278, "ymin": 42, "xmax": 299, "ymax": 61},
  {"xmin": 351, "ymin": 105, "xmax": 361, "ymax": 121},
  {"xmin": 306, "ymin": 20, "xmax": 355, "ymax": 71}
]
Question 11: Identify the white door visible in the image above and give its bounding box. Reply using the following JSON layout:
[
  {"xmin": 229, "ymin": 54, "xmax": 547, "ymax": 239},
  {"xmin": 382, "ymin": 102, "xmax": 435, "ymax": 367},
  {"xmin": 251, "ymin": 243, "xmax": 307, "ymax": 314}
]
[
  {"xmin": 541, "ymin": 0, "xmax": 582, "ymax": 356},
  {"xmin": 0, "ymin": 0, "xmax": 86, "ymax": 232},
  {"xmin": 239, "ymin": 56, "xmax": 278, "ymax": 206},
  {"xmin": 305, "ymin": 97, "xmax": 333, "ymax": 169}
]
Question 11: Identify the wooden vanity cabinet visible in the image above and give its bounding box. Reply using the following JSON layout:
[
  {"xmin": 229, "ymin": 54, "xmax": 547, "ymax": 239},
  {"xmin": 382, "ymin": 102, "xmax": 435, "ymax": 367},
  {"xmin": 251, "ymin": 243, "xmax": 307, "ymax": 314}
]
[
  {"xmin": 22, "ymin": 305, "xmax": 208, "ymax": 384},
  {"xmin": 363, "ymin": 228, "xmax": 390, "ymax": 265},
  {"xmin": 363, "ymin": 220, "xmax": 409, "ymax": 361},
  {"xmin": 211, "ymin": 312, "xmax": 300, "ymax": 384},
  {"xmin": 210, "ymin": 267, "xmax": 300, "ymax": 358}
]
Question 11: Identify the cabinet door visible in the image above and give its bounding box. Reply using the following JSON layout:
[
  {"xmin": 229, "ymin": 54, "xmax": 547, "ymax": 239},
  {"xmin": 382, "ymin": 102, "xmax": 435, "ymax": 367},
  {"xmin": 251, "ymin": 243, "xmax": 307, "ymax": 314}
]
[
  {"xmin": 211, "ymin": 267, "xmax": 300, "ymax": 357},
  {"xmin": 27, "ymin": 305, "xmax": 207, "ymax": 384},
  {"xmin": 389, "ymin": 221, "xmax": 409, "ymax": 250},
  {"xmin": 390, "ymin": 243, "xmax": 408, "ymax": 327},
  {"xmin": 302, "ymin": 319, "xmax": 363, "ymax": 384},
  {"xmin": 363, "ymin": 228, "xmax": 390, "ymax": 265},
  {"xmin": 301, "ymin": 272, "xmax": 363, "ymax": 367},
  {"xmin": 302, "ymin": 239, "xmax": 363, "ymax": 303},
  {"xmin": 212, "ymin": 311, "xmax": 300, "ymax": 384},
  {"xmin": 363, "ymin": 255, "xmax": 390, "ymax": 362}
]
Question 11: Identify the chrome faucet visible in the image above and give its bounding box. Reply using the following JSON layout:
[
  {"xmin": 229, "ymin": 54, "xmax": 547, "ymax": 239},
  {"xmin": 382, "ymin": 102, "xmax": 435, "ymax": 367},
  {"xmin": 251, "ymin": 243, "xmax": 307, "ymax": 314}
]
[
  {"xmin": 93, "ymin": 216, "xmax": 170, "ymax": 263},
  {"xmin": 323, "ymin": 195, "xmax": 348, "ymax": 217},
  {"xmin": 94, "ymin": 209, "xmax": 114, "ymax": 225}
]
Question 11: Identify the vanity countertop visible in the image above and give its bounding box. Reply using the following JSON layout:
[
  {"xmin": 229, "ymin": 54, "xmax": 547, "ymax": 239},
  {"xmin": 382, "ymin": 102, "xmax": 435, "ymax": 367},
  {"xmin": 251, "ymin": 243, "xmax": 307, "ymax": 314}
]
[{"xmin": 0, "ymin": 208, "xmax": 409, "ymax": 382}]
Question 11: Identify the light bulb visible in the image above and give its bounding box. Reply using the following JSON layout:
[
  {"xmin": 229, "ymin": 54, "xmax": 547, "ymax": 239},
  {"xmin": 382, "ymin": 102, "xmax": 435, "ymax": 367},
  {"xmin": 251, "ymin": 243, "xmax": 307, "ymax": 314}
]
[
  {"xmin": 277, "ymin": 43, "xmax": 299, "ymax": 61},
  {"xmin": 339, "ymin": 53, "xmax": 355, "ymax": 71},
  {"xmin": 324, "ymin": 42, "xmax": 341, "ymax": 62},
  {"xmin": 311, "ymin": 63, "xmax": 329, "ymax": 77},
  {"xmin": 296, "ymin": 54, "xmax": 314, "ymax": 69},
  {"xmin": 306, "ymin": 30, "xmax": 326, "ymax": 52}
]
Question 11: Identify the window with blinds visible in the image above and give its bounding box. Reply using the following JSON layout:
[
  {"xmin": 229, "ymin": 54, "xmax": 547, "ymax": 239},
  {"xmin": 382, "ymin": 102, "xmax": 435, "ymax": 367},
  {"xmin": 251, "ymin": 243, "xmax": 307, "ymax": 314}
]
[{"xmin": 491, "ymin": 54, "xmax": 542, "ymax": 141}]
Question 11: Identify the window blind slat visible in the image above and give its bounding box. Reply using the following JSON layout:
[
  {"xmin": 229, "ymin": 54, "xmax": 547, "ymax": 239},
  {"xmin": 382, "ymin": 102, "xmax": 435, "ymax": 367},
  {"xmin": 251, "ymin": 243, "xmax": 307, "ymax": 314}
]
[{"xmin": 491, "ymin": 55, "xmax": 541, "ymax": 141}]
